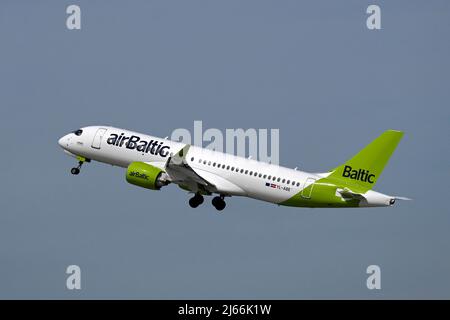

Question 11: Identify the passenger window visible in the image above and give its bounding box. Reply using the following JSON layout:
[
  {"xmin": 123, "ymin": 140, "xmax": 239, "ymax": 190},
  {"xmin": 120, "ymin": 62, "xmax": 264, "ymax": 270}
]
[
  {"xmin": 296, "ymin": 182, "xmax": 300, "ymax": 187},
  {"xmin": 282, "ymin": 179, "xmax": 286, "ymax": 183},
  {"xmin": 191, "ymin": 157, "xmax": 194, "ymax": 161},
  {"xmin": 246, "ymin": 170, "xmax": 250, "ymax": 175}
]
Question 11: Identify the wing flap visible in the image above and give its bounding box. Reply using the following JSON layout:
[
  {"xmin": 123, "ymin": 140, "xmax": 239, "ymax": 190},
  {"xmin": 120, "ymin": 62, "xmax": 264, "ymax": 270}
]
[{"xmin": 163, "ymin": 145, "xmax": 216, "ymax": 193}]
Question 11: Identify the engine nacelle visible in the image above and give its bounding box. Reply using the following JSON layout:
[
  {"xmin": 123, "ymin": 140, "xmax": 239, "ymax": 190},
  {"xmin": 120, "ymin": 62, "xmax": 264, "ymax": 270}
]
[{"xmin": 126, "ymin": 162, "xmax": 169, "ymax": 190}]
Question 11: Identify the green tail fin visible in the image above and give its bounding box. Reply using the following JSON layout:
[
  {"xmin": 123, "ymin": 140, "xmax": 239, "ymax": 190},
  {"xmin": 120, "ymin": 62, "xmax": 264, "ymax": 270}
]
[{"xmin": 327, "ymin": 130, "xmax": 404, "ymax": 192}]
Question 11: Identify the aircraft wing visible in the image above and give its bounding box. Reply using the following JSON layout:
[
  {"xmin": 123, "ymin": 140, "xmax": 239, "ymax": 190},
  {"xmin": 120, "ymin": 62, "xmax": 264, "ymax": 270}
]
[
  {"xmin": 162, "ymin": 144, "xmax": 246, "ymax": 196},
  {"xmin": 163, "ymin": 145, "xmax": 217, "ymax": 194}
]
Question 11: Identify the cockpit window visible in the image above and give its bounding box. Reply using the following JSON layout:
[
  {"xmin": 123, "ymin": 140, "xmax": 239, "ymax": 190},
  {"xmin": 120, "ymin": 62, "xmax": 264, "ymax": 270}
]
[{"xmin": 74, "ymin": 129, "xmax": 83, "ymax": 136}]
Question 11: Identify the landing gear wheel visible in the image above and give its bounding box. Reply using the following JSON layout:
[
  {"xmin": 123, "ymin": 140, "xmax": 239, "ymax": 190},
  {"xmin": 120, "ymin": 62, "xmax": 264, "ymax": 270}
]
[
  {"xmin": 70, "ymin": 161, "xmax": 83, "ymax": 175},
  {"xmin": 189, "ymin": 194, "xmax": 204, "ymax": 208},
  {"xmin": 195, "ymin": 194, "xmax": 204, "ymax": 206},
  {"xmin": 212, "ymin": 196, "xmax": 226, "ymax": 211},
  {"xmin": 189, "ymin": 198, "xmax": 199, "ymax": 208}
]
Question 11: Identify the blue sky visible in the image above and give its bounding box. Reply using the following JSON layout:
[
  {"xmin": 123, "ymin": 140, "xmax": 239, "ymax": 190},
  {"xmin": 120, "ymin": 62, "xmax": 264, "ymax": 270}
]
[{"xmin": 0, "ymin": 0, "xmax": 449, "ymax": 298}]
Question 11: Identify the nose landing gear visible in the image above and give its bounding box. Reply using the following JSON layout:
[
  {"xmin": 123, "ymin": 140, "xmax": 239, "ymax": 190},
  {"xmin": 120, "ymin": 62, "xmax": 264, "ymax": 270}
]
[
  {"xmin": 70, "ymin": 162, "xmax": 82, "ymax": 175},
  {"xmin": 70, "ymin": 156, "xmax": 90, "ymax": 175}
]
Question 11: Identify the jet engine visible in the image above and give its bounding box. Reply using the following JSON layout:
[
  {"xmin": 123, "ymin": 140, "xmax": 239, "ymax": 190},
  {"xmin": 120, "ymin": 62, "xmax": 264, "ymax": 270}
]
[{"xmin": 126, "ymin": 162, "xmax": 169, "ymax": 190}]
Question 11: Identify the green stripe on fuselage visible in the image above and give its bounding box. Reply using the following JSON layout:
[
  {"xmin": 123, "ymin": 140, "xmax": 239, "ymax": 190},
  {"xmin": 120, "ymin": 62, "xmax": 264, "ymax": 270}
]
[
  {"xmin": 280, "ymin": 130, "xmax": 404, "ymax": 208},
  {"xmin": 279, "ymin": 177, "xmax": 360, "ymax": 208}
]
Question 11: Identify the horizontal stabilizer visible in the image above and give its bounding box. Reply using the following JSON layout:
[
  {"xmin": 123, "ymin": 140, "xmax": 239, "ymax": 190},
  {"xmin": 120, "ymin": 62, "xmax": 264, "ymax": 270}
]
[
  {"xmin": 336, "ymin": 188, "xmax": 365, "ymax": 200},
  {"xmin": 394, "ymin": 196, "xmax": 412, "ymax": 201}
]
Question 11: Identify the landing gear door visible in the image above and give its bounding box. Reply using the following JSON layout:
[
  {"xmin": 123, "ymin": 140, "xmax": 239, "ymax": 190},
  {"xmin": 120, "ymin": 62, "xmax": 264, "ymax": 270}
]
[
  {"xmin": 301, "ymin": 177, "xmax": 316, "ymax": 199},
  {"xmin": 91, "ymin": 128, "xmax": 107, "ymax": 149}
]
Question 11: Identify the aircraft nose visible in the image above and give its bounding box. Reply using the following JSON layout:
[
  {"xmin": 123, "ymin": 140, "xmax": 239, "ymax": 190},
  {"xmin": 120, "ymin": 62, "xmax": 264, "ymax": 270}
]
[{"xmin": 58, "ymin": 134, "xmax": 69, "ymax": 149}]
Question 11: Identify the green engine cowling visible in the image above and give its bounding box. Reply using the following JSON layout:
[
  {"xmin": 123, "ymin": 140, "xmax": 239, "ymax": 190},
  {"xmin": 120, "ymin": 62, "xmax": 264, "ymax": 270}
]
[{"xmin": 126, "ymin": 162, "xmax": 169, "ymax": 190}]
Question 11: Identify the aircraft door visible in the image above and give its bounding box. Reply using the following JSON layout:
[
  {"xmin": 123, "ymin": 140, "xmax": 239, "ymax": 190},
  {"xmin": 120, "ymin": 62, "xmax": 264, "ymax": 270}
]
[
  {"xmin": 301, "ymin": 177, "xmax": 316, "ymax": 199},
  {"xmin": 91, "ymin": 128, "xmax": 107, "ymax": 149}
]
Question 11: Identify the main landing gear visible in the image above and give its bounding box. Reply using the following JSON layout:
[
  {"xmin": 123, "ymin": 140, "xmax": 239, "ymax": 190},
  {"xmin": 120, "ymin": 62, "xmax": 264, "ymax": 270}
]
[
  {"xmin": 212, "ymin": 195, "xmax": 226, "ymax": 211},
  {"xmin": 70, "ymin": 157, "xmax": 90, "ymax": 175},
  {"xmin": 189, "ymin": 193, "xmax": 204, "ymax": 208},
  {"xmin": 188, "ymin": 194, "xmax": 227, "ymax": 211}
]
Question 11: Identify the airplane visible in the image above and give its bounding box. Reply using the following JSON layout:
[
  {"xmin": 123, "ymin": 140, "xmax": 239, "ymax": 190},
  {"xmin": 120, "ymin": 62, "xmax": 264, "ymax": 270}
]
[{"xmin": 58, "ymin": 126, "xmax": 410, "ymax": 211}]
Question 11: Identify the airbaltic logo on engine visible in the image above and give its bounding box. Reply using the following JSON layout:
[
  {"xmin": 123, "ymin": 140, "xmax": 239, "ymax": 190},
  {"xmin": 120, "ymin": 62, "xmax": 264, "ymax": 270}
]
[
  {"xmin": 342, "ymin": 165, "xmax": 375, "ymax": 184},
  {"xmin": 107, "ymin": 133, "xmax": 170, "ymax": 157},
  {"xmin": 129, "ymin": 171, "xmax": 148, "ymax": 180}
]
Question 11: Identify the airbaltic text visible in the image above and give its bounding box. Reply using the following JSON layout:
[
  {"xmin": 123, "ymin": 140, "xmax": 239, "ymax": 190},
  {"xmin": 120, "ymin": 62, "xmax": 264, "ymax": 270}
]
[
  {"xmin": 107, "ymin": 133, "xmax": 170, "ymax": 157},
  {"xmin": 342, "ymin": 165, "xmax": 375, "ymax": 183}
]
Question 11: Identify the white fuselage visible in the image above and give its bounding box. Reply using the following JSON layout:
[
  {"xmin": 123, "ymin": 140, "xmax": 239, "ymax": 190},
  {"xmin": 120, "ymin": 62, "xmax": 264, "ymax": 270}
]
[{"xmin": 58, "ymin": 126, "xmax": 394, "ymax": 207}]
